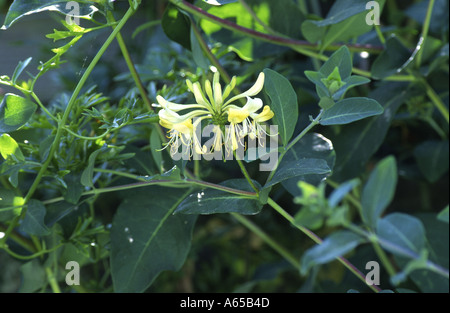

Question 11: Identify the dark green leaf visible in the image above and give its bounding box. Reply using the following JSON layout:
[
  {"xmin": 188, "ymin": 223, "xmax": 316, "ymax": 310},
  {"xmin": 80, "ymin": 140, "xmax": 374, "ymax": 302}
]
[
  {"xmin": 190, "ymin": 27, "xmax": 209, "ymax": 70},
  {"xmin": 300, "ymin": 231, "xmax": 365, "ymax": 275},
  {"xmin": 175, "ymin": 179, "xmax": 261, "ymax": 215},
  {"xmin": 407, "ymin": 213, "xmax": 449, "ymax": 293},
  {"xmin": 0, "ymin": 93, "xmax": 37, "ymax": 133},
  {"xmin": 63, "ymin": 174, "xmax": 83, "ymax": 205},
  {"xmin": 281, "ymin": 133, "xmax": 335, "ymax": 196},
  {"xmin": 330, "ymin": 83, "xmax": 408, "ymax": 182},
  {"xmin": 320, "ymin": 97, "xmax": 383, "ymax": 125},
  {"xmin": 303, "ymin": 12, "xmax": 373, "ymax": 52},
  {"xmin": 316, "ymin": 0, "xmax": 376, "ymax": 26},
  {"xmin": 376, "ymin": 213, "xmax": 426, "ymax": 256},
  {"xmin": 161, "ymin": 3, "xmax": 191, "ymax": 50},
  {"xmin": 19, "ymin": 199, "xmax": 50, "ymax": 236},
  {"xmin": 319, "ymin": 46, "xmax": 353, "ymax": 79},
  {"xmin": 414, "ymin": 140, "xmax": 449, "ymax": 183},
  {"xmin": 437, "ymin": 206, "xmax": 449, "ymax": 224},
  {"xmin": 110, "ymin": 187, "xmax": 196, "ymax": 292},
  {"xmin": 263, "ymin": 68, "xmax": 299, "ymax": 146},
  {"xmin": 19, "ymin": 259, "xmax": 46, "ymax": 293},
  {"xmin": 371, "ymin": 36, "xmax": 412, "ymax": 79},
  {"xmin": 80, "ymin": 148, "xmax": 103, "ymax": 188},
  {"xmin": 150, "ymin": 127, "xmax": 163, "ymax": 173},
  {"xmin": 265, "ymin": 158, "xmax": 330, "ymax": 189},
  {"xmin": 361, "ymin": 156, "xmax": 398, "ymax": 229}
]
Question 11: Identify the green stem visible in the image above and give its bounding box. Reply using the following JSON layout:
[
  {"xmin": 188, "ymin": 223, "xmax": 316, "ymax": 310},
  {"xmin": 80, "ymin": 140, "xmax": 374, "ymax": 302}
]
[
  {"xmin": 415, "ymin": 0, "xmax": 435, "ymax": 68},
  {"xmin": 63, "ymin": 127, "xmax": 110, "ymax": 140},
  {"xmin": 231, "ymin": 213, "xmax": 300, "ymax": 268},
  {"xmin": 374, "ymin": 24, "xmax": 386, "ymax": 45},
  {"xmin": 45, "ymin": 267, "xmax": 61, "ymax": 293},
  {"xmin": 423, "ymin": 79, "xmax": 449, "ymax": 124},
  {"xmin": 106, "ymin": 11, "xmax": 166, "ymax": 143},
  {"xmin": 106, "ymin": 11, "xmax": 152, "ymax": 112},
  {"xmin": 266, "ymin": 197, "xmax": 382, "ymax": 293}
]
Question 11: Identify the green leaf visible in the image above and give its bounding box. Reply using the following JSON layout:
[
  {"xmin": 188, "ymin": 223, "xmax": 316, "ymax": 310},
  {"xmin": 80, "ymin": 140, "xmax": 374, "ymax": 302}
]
[
  {"xmin": 263, "ymin": 68, "xmax": 299, "ymax": 146},
  {"xmin": 161, "ymin": 3, "xmax": 191, "ymax": 50},
  {"xmin": 300, "ymin": 230, "xmax": 365, "ymax": 275},
  {"xmin": 1, "ymin": 0, "xmax": 99, "ymax": 30},
  {"xmin": 437, "ymin": 205, "xmax": 449, "ymax": 224},
  {"xmin": 0, "ymin": 133, "xmax": 24, "ymax": 161},
  {"xmin": 361, "ymin": 156, "xmax": 398, "ymax": 229},
  {"xmin": 19, "ymin": 199, "xmax": 50, "ymax": 236},
  {"xmin": 320, "ymin": 97, "xmax": 383, "ymax": 125},
  {"xmin": 80, "ymin": 148, "xmax": 103, "ymax": 188},
  {"xmin": 200, "ymin": 0, "xmax": 304, "ymax": 61},
  {"xmin": 190, "ymin": 27, "xmax": 209, "ymax": 70},
  {"xmin": 333, "ymin": 75, "xmax": 371, "ymax": 100},
  {"xmin": 328, "ymin": 178, "xmax": 360, "ymax": 209},
  {"xmin": 408, "ymin": 213, "xmax": 449, "ymax": 293},
  {"xmin": 303, "ymin": 11, "xmax": 373, "ymax": 52},
  {"xmin": 414, "ymin": 140, "xmax": 449, "ymax": 183},
  {"xmin": 110, "ymin": 187, "xmax": 197, "ymax": 292},
  {"xmin": 330, "ymin": 83, "xmax": 408, "ymax": 182},
  {"xmin": 63, "ymin": 174, "xmax": 83, "ymax": 205},
  {"xmin": 371, "ymin": 36, "xmax": 412, "ymax": 79},
  {"xmin": 149, "ymin": 127, "xmax": 163, "ymax": 173},
  {"xmin": 0, "ymin": 189, "xmax": 24, "ymax": 222},
  {"xmin": 11, "ymin": 57, "xmax": 32, "ymax": 84},
  {"xmin": 265, "ymin": 158, "xmax": 331, "ymax": 189},
  {"xmin": 0, "ymin": 93, "xmax": 37, "ymax": 133},
  {"xmin": 319, "ymin": 46, "xmax": 353, "ymax": 79},
  {"xmin": 376, "ymin": 213, "xmax": 426, "ymax": 256},
  {"xmin": 19, "ymin": 259, "xmax": 46, "ymax": 293},
  {"xmin": 280, "ymin": 133, "xmax": 336, "ymax": 196},
  {"xmin": 315, "ymin": 0, "xmax": 376, "ymax": 26},
  {"xmin": 175, "ymin": 179, "xmax": 262, "ymax": 215}
]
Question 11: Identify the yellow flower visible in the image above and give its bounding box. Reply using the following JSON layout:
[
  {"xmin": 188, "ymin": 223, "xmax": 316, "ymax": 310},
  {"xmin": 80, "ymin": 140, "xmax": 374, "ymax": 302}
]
[{"xmin": 153, "ymin": 71, "xmax": 274, "ymax": 157}]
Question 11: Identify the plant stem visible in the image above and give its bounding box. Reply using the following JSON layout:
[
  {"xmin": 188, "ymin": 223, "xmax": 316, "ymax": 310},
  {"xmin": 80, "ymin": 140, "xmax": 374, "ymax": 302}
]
[
  {"xmin": 415, "ymin": 0, "xmax": 435, "ymax": 68},
  {"xmin": 231, "ymin": 213, "xmax": 300, "ymax": 268},
  {"xmin": 106, "ymin": 11, "xmax": 166, "ymax": 142},
  {"xmin": 266, "ymin": 197, "xmax": 382, "ymax": 293},
  {"xmin": 106, "ymin": 11, "xmax": 152, "ymax": 112},
  {"xmin": 45, "ymin": 267, "xmax": 61, "ymax": 293},
  {"xmin": 423, "ymin": 79, "xmax": 449, "ymax": 123}
]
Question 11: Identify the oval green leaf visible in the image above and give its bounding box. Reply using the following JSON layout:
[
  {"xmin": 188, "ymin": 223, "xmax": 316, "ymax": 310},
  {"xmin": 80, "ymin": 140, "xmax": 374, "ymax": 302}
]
[
  {"xmin": 320, "ymin": 97, "xmax": 384, "ymax": 125},
  {"xmin": 263, "ymin": 68, "xmax": 299, "ymax": 147},
  {"xmin": 110, "ymin": 187, "xmax": 197, "ymax": 292},
  {"xmin": 361, "ymin": 156, "xmax": 398, "ymax": 229},
  {"xmin": 0, "ymin": 93, "xmax": 37, "ymax": 133}
]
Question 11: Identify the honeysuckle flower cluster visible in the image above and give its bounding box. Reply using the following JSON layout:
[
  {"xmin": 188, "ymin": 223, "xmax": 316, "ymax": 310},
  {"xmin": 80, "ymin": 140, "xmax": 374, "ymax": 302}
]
[{"xmin": 153, "ymin": 72, "xmax": 275, "ymax": 158}]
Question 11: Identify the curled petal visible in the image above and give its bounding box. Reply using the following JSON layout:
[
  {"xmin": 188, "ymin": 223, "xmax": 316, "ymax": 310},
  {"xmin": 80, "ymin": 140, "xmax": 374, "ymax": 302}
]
[
  {"xmin": 251, "ymin": 105, "xmax": 274, "ymax": 122},
  {"xmin": 242, "ymin": 97, "xmax": 263, "ymax": 114},
  {"xmin": 224, "ymin": 72, "xmax": 265, "ymax": 106}
]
